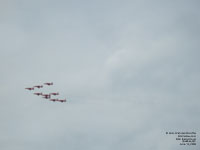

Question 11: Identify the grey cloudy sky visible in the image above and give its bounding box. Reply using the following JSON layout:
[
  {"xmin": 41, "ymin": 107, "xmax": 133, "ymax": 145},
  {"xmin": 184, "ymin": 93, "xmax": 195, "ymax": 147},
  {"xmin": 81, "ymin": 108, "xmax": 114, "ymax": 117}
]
[{"xmin": 0, "ymin": 0, "xmax": 199, "ymax": 150}]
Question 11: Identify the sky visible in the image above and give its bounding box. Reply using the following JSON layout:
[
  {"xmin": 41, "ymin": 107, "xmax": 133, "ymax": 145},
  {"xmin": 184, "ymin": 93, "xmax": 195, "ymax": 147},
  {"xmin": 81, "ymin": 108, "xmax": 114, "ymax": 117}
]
[{"xmin": 0, "ymin": 0, "xmax": 200, "ymax": 149}]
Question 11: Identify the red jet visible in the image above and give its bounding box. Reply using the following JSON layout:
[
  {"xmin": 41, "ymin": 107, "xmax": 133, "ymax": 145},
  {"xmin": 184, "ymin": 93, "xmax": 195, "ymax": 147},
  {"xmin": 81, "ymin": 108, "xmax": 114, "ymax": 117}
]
[
  {"xmin": 58, "ymin": 99, "xmax": 66, "ymax": 103},
  {"xmin": 34, "ymin": 92, "xmax": 43, "ymax": 96},
  {"xmin": 42, "ymin": 94, "xmax": 51, "ymax": 99},
  {"xmin": 50, "ymin": 92, "xmax": 59, "ymax": 96},
  {"xmin": 25, "ymin": 87, "xmax": 34, "ymax": 90},
  {"xmin": 44, "ymin": 82, "xmax": 53, "ymax": 86},
  {"xmin": 50, "ymin": 99, "xmax": 58, "ymax": 102},
  {"xmin": 34, "ymin": 85, "xmax": 43, "ymax": 88}
]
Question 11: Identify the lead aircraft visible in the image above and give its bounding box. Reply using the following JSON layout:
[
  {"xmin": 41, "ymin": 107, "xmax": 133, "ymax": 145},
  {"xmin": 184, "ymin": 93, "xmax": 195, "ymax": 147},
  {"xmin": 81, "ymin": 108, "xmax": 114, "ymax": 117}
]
[{"xmin": 25, "ymin": 87, "xmax": 34, "ymax": 90}]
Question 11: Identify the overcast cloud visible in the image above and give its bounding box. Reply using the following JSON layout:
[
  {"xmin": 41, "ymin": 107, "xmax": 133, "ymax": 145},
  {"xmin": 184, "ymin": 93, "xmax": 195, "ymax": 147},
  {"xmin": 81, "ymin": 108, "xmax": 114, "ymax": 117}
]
[{"xmin": 0, "ymin": 0, "xmax": 200, "ymax": 150}]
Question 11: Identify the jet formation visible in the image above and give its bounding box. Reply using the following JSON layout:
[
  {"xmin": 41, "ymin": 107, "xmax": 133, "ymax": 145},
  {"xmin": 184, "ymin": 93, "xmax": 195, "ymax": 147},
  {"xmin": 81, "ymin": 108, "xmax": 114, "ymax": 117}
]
[{"xmin": 25, "ymin": 82, "xmax": 67, "ymax": 103}]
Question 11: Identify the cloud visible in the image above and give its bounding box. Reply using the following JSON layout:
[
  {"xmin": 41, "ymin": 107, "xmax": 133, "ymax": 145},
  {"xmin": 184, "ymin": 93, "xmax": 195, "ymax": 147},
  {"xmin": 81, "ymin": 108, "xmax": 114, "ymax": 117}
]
[{"xmin": 0, "ymin": 0, "xmax": 199, "ymax": 150}]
